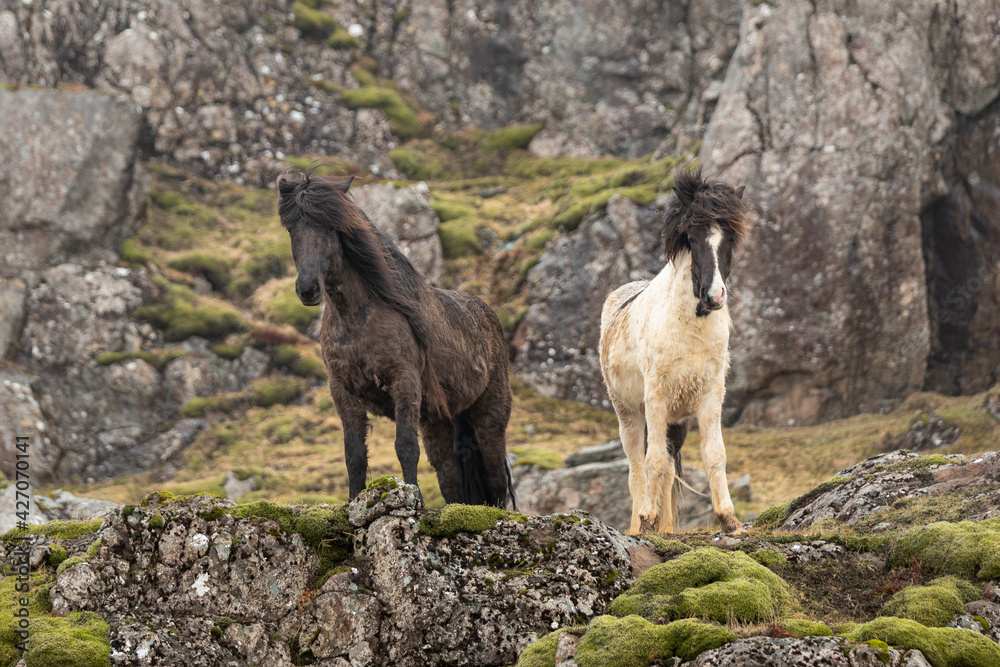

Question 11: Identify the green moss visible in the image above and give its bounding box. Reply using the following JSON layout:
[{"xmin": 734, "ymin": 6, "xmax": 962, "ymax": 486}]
[
  {"xmin": 608, "ymin": 547, "xmax": 792, "ymax": 624},
  {"xmin": 482, "ymin": 124, "xmax": 544, "ymax": 151},
  {"xmin": 293, "ymin": 506, "xmax": 354, "ymax": 572},
  {"xmin": 267, "ymin": 283, "xmax": 320, "ymax": 332},
  {"xmin": 119, "ymin": 238, "xmax": 154, "ymax": 265},
  {"xmin": 328, "ymin": 21, "xmax": 361, "ymax": 49},
  {"xmin": 150, "ymin": 189, "xmax": 187, "ymax": 209},
  {"xmin": 251, "ymin": 379, "xmax": 303, "ymax": 407},
  {"xmin": 753, "ymin": 473, "xmax": 855, "ymax": 531},
  {"xmin": 149, "ymin": 514, "xmax": 165, "ymax": 529},
  {"xmin": 293, "ymin": 1, "xmax": 335, "ymax": 39},
  {"xmin": 777, "ymin": 618, "xmax": 833, "ymax": 637},
  {"xmin": 231, "ymin": 500, "xmax": 296, "ymax": 532},
  {"xmin": 210, "ymin": 343, "xmax": 245, "ymax": 360},
  {"xmin": 349, "ymin": 66, "xmax": 377, "ymax": 88},
  {"xmin": 515, "ymin": 626, "xmax": 586, "ymax": 667},
  {"xmin": 430, "ymin": 199, "xmax": 477, "ymax": 222},
  {"xmin": 96, "ymin": 348, "xmax": 184, "ymax": 373},
  {"xmin": 438, "ymin": 218, "xmax": 483, "ymax": 258},
  {"xmin": 167, "ymin": 252, "xmax": 232, "ymax": 292},
  {"xmin": 272, "ymin": 345, "xmax": 326, "ymax": 379},
  {"xmin": 389, "ymin": 145, "xmax": 453, "ymax": 181},
  {"xmin": 889, "ymin": 519, "xmax": 1000, "ymax": 579},
  {"xmin": 136, "ymin": 281, "xmax": 248, "ymax": 342},
  {"xmin": 750, "ymin": 548, "xmax": 788, "ymax": 567},
  {"xmin": 339, "ymin": 87, "xmax": 420, "ymax": 140},
  {"xmin": 0, "ymin": 611, "xmax": 111, "ymax": 667},
  {"xmin": 574, "ymin": 615, "xmax": 736, "ymax": 667},
  {"xmin": 0, "ymin": 519, "xmax": 103, "ymax": 544},
  {"xmin": 511, "ymin": 446, "xmax": 564, "ymax": 470},
  {"xmin": 199, "ymin": 506, "xmax": 229, "ymax": 522},
  {"xmin": 642, "ymin": 536, "xmax": 693, "ymax": 559},
  {"xmin": 55, "ymin": 555, "xmax": 87, "ymax": 576},
  {"xmin": 180, "ymin": 396, "xmax": 236, "ymax": 418},
  {"xmin": 139, "ymin": 491, "xmax": 176, "ymax": 508},
  {"xmin": 551, "ymin": 185, "xmax": 658, "ymax": 231},
  {"xmin": 845, "ymin": 616, "xmax": 1000, "ymax": 667},
  {"xmin": 881, "ymin": 576, "xmax": 981, "ymax": 627},
  {"xmin": 85, "ymin": 539, "xmax": 102, "ymax": 558},
  {"xmin": 419, "ymin": 504, "xmax": 519, "ymax": 537},
  {"xmin": 366, "ymin": 476, "xmax": 400, "ymax": 493},
  {"xmin": 47, "ymin": 544, "xmax": 68, "ymax": 568}
]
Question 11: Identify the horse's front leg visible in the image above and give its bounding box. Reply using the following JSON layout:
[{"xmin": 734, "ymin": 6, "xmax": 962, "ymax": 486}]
[
  {"xmin": 612, "ymin": 400, "xmax": 647, "ymax": 535},
  {"xmin": 696, "ymin": 398, "xmax": 743, "ymax": 534},
  {"xmin": 331, "ymin": 385, "xmax": 371, "ymax": 500},
  {"xmin": 640, "ymin": 391, "xmax": 677, "ymax": 534},
  {"xmin": 390, "ymin": 370, "xmax": 423, "ymax": 488}
]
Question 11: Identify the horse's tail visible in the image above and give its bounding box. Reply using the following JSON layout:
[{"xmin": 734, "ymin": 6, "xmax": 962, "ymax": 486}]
[
  {"xmin": 452, "ymin": 411, "xmax": 513, "ymax": 508},
  {"xmin": 668, "ymin": 422, "xmax": 702, "ymax": 497}
]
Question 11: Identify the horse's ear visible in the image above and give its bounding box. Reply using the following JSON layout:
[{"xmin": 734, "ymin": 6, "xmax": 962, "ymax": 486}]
[
  {"xmin": 735, "ymin": 186, "xmax": 745, "ymax": 200},
  {"xmin": 276, "ymin": 171, "xmax": 300, "ymax": 198},
  {"xmin": 333, "ymin": 176, "xmax": 355, "ymax": 193},
  {"xmin": 672, "ymin": 186, "xmax": 693, "ymax": 208}
]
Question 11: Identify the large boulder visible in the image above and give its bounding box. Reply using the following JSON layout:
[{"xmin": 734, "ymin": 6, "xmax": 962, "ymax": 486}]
[
  {"xmin": 513, "ymin": 195, "xmax": 663, "ymax": 405},
  {"xmin": 0, "ymin": 88, "xmax": 146, "ymax": 276},
  {"xmin": 351, "ymin": 183, "xmax": 444, "ymax": 283},
  {"xmin": 701, "ymin": 0, "xmax": 1000, "ymax": 424}
]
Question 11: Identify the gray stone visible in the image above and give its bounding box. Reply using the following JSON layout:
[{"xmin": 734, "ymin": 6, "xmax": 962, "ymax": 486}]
[
  {"xmin": 0, "ymin": 368, "xmax": 58, "ymax": 482},
  {"xmin": 690, "ymin": 635, "xmax": 924, "ymax": 667},
  {"xmin": 963, "ymin": 600, "xmax": 1000, "ymax": 643},
  {"xmin": 0, "ymin": 89, "xmax": 146, "ymax": 274},
  {"xmin": 352, "ymin": 183, "xmax": 444, "ymax": 283},
  {"xmin": 34, "ymin": 490, "xmax": 119, "ymax": 522},
  {"xmin": 0, "ymin": 278, "xmax": 27, "ymax": 358},
  {"xmin": 563, "ymin": 439, "xmax": 625, "ymax": 467},
  {"xmin": 223, "ymin": 470, "xmax": 259, "ymax": 502},
  {"xmin": 513, "ymin": 458, "xmax": 717, "ymax": 533},
  {"xmin": 347, "ymin": 477, "xmax": 423, "ymax": 527}
]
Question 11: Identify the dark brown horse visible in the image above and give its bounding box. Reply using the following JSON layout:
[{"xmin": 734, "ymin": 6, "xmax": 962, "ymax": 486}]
[{"xmin": 277, "ymin": 168, "xmax": 515, "ymax": 507}]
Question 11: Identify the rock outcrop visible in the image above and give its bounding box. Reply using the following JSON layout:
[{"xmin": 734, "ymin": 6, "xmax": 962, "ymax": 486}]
[
  {"xmin": 702, "ymin": 0, "xmax": 1000, "ymax": 424},
  {"xmin": 0, "ymin": 88, "xmax": 147, "ymax": 277},
  {"xmin": 45, "ymin": 484, "xmax": 639, "ymax": 666}
]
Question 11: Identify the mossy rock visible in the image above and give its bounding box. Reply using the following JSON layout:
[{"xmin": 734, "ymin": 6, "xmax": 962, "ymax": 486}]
[
  {"xmin": 119, "ymin": 238, "xmax": 154, "ymax": 266},
  {"xmin": 573, "ymin": 615, "xmax": 736, "ymax": 667},
  {"xmin": 777, "ymin": 618, "xmax": 833, "ymax": 637},
  {"xmin": 418, "ymin": 504, "xmax": 519, "ymax": 538},
  {"xmin": 880, "ymin": 576, "xmax": 981, "ymax": 627},
  {"xmin": 608, "ymin": 547, "xmax": 792, "ymax": 624},
  {"xmin": 511, "ymin": 446, "xmax": 564, "ymax": 470},
  {"xmin": 167, "ymin": 252, "xmax": 232, "ymax": 292},
  {"xmin": 272, "ymin": 345, "xmax": 326, "ymax": 379},
  {"xmin": 889, "ymin": 519, "xmax": 1000, "ymax": 580},
  {"xmin": 845, "ymin": 616, "xmax": 1000, "ymax": 667},
  {"xmin": 293, "ymin": 0, "xmax": 335, "ymax": 39},
  {"xmin": 641, "ymin": 536, "xmax": 693, "ymax": 559},
  {"xmin": 47, "ymin": 545, "xmax": 69, "ymax": 568},
  {"xmin": 230, "ymin": 500, "xmax": 296, "ymax": 532},
  {"xmin": 366, "ymin": 476, "xmax": 400, "ymax": 493},
  {"xmin": 210, "ymin": 343, "xmax": 245, "ymax": 360},
  {"xmin": 389, "ymin": 145, "xmax": 454, "ymax": 181},
  {"xmin": 438, "ymin": 218, "xmax": 483, "ymax": 259},
  {"xmin": 515, "ymin": 626, "xmax": 586, "ymax": 667},
  {"xmin": 136, "ymin": 280, "xmax": 248, "ymax": 342},
  {"xmin": 328, "ymin": 21, "xmax": 361, "ymax": 49},
  {"xmin": 1, "ymin": 519, "xmax": 103, "ymax": 544},
  {"xmin": 481, "ymin": 124, "xmax": 544, "ymax": 151},
  {"xmin": 339, "ymin": 87, "xmax": 419, "ymax": 140},
  {"xmin": 293, "ymin": 505, "xmax": 354, "ymax": 572},
  {"xmin": 180, "ymin": 396, "xmax": 236, "ymax": 418},
  {"xmin": 96, "ymin": 349, "xmax": 184, "ymax": 373},
  {"xmin": 752, "ymin": 474, "xmax": 854, "ymax": 530},
  {"xmin": 266, "ymin": 283, "xmax": 320, "ymax": 333},
  {"xmin": 753, "ymin": 501, "xmax": 792, "ymax": 530},
  {"xmin": 750, "ymin": 548, "xmax": 788, "ymax": 567},
  {"xmin": 250, "ymin": 379, "xmax": 303, "ymax": 407}
]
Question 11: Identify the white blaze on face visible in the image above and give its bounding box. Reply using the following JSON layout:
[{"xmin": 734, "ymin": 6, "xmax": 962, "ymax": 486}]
[{"xmin": 707, "ymin": 227, "xmax": 726, "ymax": 304}]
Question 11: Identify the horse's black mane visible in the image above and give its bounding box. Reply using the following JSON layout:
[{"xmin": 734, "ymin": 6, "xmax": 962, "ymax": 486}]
[
  {"xmin": 663, "ymin": 167, "xmax": 748, "ymax": 262},
  {"xmin": 277, "ymin": 167, "xmax": 431, "ymax": 348}
]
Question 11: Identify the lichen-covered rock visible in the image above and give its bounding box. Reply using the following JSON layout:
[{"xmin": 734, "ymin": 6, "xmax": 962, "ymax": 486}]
[
  {"xmin": 0, "ymin": 277, "xmax": 26, "ymax": 358},
  {"xmin": 702, "ymin": 0, "xmax": 1000, "ymax": 423},
  {"xmin": 351, "ymin": 183, "xmax": 444, "ymax": 284},
  {"xmin": 961, "ymin": 600, "xmax": 1000, "ymax": 643},
  {"xmin": 0, "ymin": 88, "xmax": 147, "ymax": 275},
  {"xmin": 347, "ymin": 476, "xmax": 422, "ymax": 527},
  {"xmin": 689, "ymin": 636, "xmax": 928, "ymax": 667},
  {"xmin": 367, "ymin": 509, "xmax": 636, "ymax": 665},
  {"xmin": 757, "ymin": 450, "xmax": 1000, "ymax": 531},
  {"xmin": 0, "ymin": 367, "xmax": 58, "ymax": 483}
]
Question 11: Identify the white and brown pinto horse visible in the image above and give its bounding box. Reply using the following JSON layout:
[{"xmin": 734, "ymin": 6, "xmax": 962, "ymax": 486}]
[{"xmin": 599, "ymin": 168, "xmax": 748, "ymax": 534}]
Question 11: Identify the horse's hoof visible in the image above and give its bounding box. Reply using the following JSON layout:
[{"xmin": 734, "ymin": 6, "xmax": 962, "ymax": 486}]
[
  {"xmin": 639, "ymin": 516, "xmax": 658, "ymax": 534},
  {"xmin": 721, "ymin": 514, "xmax": 745, "ymax": 534}
]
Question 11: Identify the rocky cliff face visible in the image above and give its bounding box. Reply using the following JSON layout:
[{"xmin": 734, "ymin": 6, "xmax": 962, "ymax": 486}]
[{"xmin": 701, "ymin": 0, "xmax": 1000, "ymax": 424}]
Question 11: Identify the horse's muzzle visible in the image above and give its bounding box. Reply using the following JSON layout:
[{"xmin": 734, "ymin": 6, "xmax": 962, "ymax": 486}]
[{"xmin": 296, "ymin": 280, "xmax": 323, "ymax": 306}]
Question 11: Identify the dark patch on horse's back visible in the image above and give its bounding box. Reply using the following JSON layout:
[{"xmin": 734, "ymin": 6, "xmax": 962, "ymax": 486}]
[{"xmin": 616, "ymin": 286, "xmax": 647, "ymax": 315}]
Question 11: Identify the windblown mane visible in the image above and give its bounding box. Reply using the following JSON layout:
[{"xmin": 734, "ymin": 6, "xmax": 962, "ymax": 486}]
[
  {"xmin": 276, "ymin": 167, "xmax": 432, "ymax": 350},
  {"xmin": 663, "ymin": 167, "xmax": 749, "ymax": 262}
]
